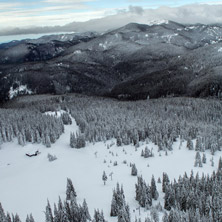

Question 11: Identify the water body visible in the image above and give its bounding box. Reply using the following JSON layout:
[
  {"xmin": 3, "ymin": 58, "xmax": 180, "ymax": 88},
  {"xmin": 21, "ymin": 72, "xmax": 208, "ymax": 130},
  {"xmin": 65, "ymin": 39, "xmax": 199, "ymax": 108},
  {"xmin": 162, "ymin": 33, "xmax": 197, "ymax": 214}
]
[{"xmin": 0, "ymin": 32, "xmax": 74, "ymax": 44}]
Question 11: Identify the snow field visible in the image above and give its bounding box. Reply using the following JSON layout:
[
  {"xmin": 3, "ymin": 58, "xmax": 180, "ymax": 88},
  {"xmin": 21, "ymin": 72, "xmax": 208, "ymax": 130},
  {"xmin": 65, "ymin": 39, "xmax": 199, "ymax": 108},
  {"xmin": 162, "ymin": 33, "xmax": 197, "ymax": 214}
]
[{"xmin": 0, "ymin": 112, "xmax": 221, "ymax": 221}]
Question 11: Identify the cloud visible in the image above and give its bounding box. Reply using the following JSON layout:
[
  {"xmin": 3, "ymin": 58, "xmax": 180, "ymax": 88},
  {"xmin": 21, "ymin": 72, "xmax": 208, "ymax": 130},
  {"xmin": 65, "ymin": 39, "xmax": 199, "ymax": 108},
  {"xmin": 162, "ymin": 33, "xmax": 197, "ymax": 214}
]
[
  {"xmin": 1, "ymin": 3, "xmax": 222, "ymax": 35},
  {"xmin": 127, "ymin": 0, "xmax": 143, "ymax": 2},
  {"xmin": 199, "ymin": 1, "xmax": 222, "ymax": 5},
  {"xmin": 43, "ymin": 0, "xmax": 96, "ymax": 3},
  {"xmin": 0, "ymin": 2, "xmax": 23, "ymax": 10},
  {"xmin": 128, "ymin": 5, "xmax": 144, "ymax": 14}
]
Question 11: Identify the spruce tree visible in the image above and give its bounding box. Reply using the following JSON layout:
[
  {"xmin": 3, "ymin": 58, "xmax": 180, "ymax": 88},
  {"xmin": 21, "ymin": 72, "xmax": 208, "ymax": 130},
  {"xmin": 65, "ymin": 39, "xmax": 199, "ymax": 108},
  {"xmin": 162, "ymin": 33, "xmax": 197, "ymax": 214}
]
[
  {"xmin": 81, "ymin": 199, "xmax": 91, "ymax": 221},
  {"xmin": 187, "ymin": 138, "xmax": 194, "ymax": 150},
  {"xmin": 131, "ymin": 164, "xmax": 137, "ymax": 176},
  {"xmin": 0, "ymin": 202, "xmax": 6, "ymax": 222},
  {"xmin": 202, "ymin": 153, "xmax": 207, "ymax": 164},
  {"xmin": 45, "ymin": 200, "xmax": 53, "ymax": 222},
  {"xmin": 151, "ymin": 175, "xmax": 159, "ymax": 200},
  {"xmin": 218, "ymin": 157, "xmax": 222, "ymax": 171},
  {"xmin": 66, "ymin": 178, "xmax": 77, "ymax": 200},
  {"xmin": 162, "ymin": 173, "xmax": 170, "ymax": 193},
  {"xmin": 6, "ymin": 213, "xmax": 11, "ymax": 222},
  {"xmin": 13, "ymin": 214, "xmax": 21, "ymax": 222},
  {"xmin": 93, "ymin": 209, "xmax": 106, "ymax": 222},
  {"xmin": 102, "ymin": 171, "xmax": 107, "ymax": 185},
  {"xmin": 194, "ymin": 151, "xmax": 202, "ymax": 167}
]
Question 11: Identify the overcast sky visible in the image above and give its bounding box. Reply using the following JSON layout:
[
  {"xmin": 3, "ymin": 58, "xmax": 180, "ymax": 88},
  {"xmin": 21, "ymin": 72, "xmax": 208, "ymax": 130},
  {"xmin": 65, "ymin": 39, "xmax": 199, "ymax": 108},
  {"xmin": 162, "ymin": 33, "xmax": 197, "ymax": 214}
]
[{"xmin": 1, "ymin": 0, "xmax": 222, "ymax": 30}]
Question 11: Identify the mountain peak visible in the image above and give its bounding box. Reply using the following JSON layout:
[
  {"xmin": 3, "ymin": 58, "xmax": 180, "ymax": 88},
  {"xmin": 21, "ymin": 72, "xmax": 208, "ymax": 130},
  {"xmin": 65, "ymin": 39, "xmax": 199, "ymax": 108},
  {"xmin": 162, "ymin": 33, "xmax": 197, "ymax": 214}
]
[{"xmin": 118, "ymin": 23, "xmax": 149, "ymax": 32}]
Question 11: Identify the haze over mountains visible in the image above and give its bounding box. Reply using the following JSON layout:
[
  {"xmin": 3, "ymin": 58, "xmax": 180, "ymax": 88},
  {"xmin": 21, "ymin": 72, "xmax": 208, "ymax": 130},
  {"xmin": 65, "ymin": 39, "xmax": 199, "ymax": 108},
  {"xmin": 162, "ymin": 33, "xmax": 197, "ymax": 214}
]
[
  {"xmin": 0, "ymin": 20, "xmax": 222, "ymax": 102},
  {"xmin": 2, "ymin": 4, "xmax": 222, "ymax": 36}
]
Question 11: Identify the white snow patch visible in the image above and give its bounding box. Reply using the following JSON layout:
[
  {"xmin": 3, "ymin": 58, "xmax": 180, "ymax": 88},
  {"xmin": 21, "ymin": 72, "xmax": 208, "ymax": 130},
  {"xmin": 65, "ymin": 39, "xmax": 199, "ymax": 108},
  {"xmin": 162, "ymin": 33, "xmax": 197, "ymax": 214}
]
[
  {"xmin": 99, "ymin": 41, "xmax": 108, "ymax": 50},
  {"xmin": 218, "ymin": 47, "xmax": 222, "ymax": 52},
  {"xmin": 148, "ymin": 20, "xmax": 169, "ymax": 26},
  {"xmin": 9, "ymin": 84, "xmax": 32, "ymax": 99},
  {"xmin": 162, "ymin": 33, "xmax": 178, "ymax": 43},
  {"xmin": 73, "ymin": 50, "xmax": 82, "ymax": 55},
  {"xmin": 44, "ymin": 110, "xmax": 66, "ymax": 118},
  {"xmin": 188, "ymin": 26, "xmax": 196, "ymax": 30}
]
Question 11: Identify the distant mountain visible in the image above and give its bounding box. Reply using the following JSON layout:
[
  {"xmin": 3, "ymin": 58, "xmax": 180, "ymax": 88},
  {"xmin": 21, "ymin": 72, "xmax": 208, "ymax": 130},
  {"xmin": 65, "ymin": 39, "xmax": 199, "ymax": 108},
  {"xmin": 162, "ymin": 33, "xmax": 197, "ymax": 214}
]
[
  {"xmin": 2, "ymin": 3, "xmax": 222, "ymax": 36},
  {"xmin": 0, "ymin": 21, "xmax": 222, "ymax": 102}
]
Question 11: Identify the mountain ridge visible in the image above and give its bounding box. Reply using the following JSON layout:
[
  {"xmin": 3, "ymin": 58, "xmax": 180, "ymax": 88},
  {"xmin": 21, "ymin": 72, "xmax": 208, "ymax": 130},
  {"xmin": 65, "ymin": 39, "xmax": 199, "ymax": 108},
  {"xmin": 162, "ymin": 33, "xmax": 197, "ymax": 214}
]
[{"xmin": 0, "ymin": 21, "xmax": 222, "ymax": 102}]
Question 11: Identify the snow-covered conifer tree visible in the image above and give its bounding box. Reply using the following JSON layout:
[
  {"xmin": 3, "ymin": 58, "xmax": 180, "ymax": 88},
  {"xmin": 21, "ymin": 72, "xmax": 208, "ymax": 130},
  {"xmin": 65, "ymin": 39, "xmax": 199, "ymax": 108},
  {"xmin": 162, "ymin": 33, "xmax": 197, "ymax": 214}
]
[
  {"xmin": 187, "ymin": 138, "xmax": 194, "ymax": 150},
  {"xmin": 131, "ymin": 164, "xmax": 137, "ymax": 176},
  {"xmin": 151, "ymin": 175, "xmax": 159, "ymax": 200},
  {"xmin": 45, "ymin": 200, "xmax": 53, "ymax": 222},
  {"xmin": 81, "ymin": 199, "xmax": 91, "ymax": 221},
  {"xmin": 194, "ymin": 152, "xmax": 202, "ymax": 167},
  {"xmin": 102, "ymin": 171, "xmax": 108, "ymax": 185},
  {"xmin": 0, "ymin": 202, "xmax": 6, "ymax": 222},
  {"xmin": 66, "ymin": 178, "xmax": 77, "ymax": 200},
  {"xmin": 202, "ymin": 153, "xmax": 207, "ymax": 164},
  {"xmin": 93, "ymin": 209, "xmax": 106, "ymax": 222}
]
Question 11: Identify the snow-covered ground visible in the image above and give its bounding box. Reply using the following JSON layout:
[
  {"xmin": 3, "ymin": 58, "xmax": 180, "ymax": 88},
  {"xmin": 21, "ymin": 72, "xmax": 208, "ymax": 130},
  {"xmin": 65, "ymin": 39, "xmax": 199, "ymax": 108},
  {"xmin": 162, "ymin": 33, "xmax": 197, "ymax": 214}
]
[{"xmin": 0, "ymin": 112, "xmax": 221, "ymax": 221}]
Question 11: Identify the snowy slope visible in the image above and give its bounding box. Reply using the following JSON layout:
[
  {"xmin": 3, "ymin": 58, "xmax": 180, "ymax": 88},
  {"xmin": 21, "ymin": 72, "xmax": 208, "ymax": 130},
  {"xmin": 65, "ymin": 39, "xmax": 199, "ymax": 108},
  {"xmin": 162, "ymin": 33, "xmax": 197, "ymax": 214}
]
[{"xmin": 0, "ymin": 112, "xmax": 221, "ymax": 221}]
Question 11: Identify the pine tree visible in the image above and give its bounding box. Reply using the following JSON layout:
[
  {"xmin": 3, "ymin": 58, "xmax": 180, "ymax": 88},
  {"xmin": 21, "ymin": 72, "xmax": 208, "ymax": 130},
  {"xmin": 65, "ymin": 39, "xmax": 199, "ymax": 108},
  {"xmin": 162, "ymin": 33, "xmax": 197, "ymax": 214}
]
[
  {"xmin": 218, "ymin": 157, "xmax": 222, "ymax": 171},
  {"xmin": 26, "ymin": 214, "xmax": 35, "ymax": 222},
  {"xmin": 102, "ymin": 171, "xmax": 107, "ymax": 185},
  {"xmin": 110, "ymin": 194, "xmax": 118, "ymax": 217},
  {"xmin": 45, "ymin": 200, "xmax": 53, "ymax": 222},
  {"xmin": 195, "ymin": 137, "xmax": 202, "ymax": 151},
  {"xmin": 53, "ymin": 204, "xmax": 59, "ymax": 222},
  {"xmin": 131, "ymin": 164, "xmax": 137, "ymax": 176},
  {"xmin": 202, "ymin": 153, "xmax": 207, "ymax": 164},
  {"xmin": 76, "ymin": 133, "xmax": 86, "ymax": 149},
  {"xmin": 194, "ymin": 151, "xmax": 202, "ymax": 167},
  {"xmin": 70, "ymin": 132, "xmax": 76, "ymax": 148},
  {"xmin": 135, "ymin": 176, "xmax": 152, "ymax": 208},
  {"xmin": 55, "ymin": 197, "xmax": 68, "ymax": 222},
  {"xmin": 162, "ymin": 173, "xmax": 170, "ymax": 193},
  {"xmin": 81, "ymin": 199, "xmax": 91, "ymax": 221},
  {"xmin": 13, "ymin": 214, "xmax": 21, "ymax": 222},
  {"xmin": 6, "ymin": 213, "xmax": 11, "ymax": 222},
  {"xmin": 66, "ymin": 178, "xmax": 77, "ymax": 200},
  {"xmin": 164, "ymin": 186, "xmax": 175, "ymax": 211},
  {"xmin": 150, "ymin": 208, "xmax": 159, "ymax": 222},
  {"xmin": 211, "ymin": 157, "xmax": 214, "ymax": 166},
  {"xmin": 45, "ymin": 133, "xmax": 51, "ymax": 148},
  {"xmin": 116, "ymin": 137, "xmax": 122, "ymax": 147},
  {"xmin": 117, "ymin": 204, "xmax": 131, "ymax": 222},
  {"xmin": 141, "ymin": 149, "xmax": 144, "ymax": 157},
  {"xmin": 187, "ymin": 138, "xmax": 194, "ymax": 150},
  {"xmin": 0, "ymin": 202, "xmax": 6, "ymax": 222},
  {"xmin": 151, "ymin": 175, "xmax": 159, "ymax": 200},
  {"xmin": 29, "ymin": 214, "xmax": 35, "ymax": 222},
  {"xmin": 93, "ymin": 209, "xmax": 106, "ymax": 222},
  {"xmin": 110, "ymin": 184, "xmax": 126, "ymax": 217}
]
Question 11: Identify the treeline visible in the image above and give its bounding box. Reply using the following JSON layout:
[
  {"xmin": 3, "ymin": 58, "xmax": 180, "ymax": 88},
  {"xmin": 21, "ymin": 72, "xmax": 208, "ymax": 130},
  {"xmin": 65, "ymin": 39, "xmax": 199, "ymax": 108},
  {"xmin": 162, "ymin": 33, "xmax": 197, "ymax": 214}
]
[
  {"xmin": 0, "ymin": 108, "xmax": 65, "ymax": 147},
  {"xmin": 0, "ymin": 96, "xmax": 76, "ymax": 147},
  {"xmin": 64, "ymin": 95, "xmax": 222, "ymax": 151},
  {"xmin": 2, "ymin": 94, "xmax": 222, "ymax": 151}
]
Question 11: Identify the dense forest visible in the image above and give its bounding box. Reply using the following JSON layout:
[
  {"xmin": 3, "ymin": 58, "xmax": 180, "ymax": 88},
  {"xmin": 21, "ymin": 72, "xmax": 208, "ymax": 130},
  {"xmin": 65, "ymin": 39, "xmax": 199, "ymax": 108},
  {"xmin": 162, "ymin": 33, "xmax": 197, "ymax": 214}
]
[{"xmin": 2, "ymin": 94, "xmax": 222, "ymax": 153}]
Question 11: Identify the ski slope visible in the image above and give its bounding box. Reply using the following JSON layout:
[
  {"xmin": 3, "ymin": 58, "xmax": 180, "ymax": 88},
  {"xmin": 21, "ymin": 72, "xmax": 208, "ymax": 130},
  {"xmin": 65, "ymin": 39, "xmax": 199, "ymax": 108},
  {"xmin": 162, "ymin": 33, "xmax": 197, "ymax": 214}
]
[{"xmin": 0, "ymin": 112, "xmax": 220, "ymax": 221}]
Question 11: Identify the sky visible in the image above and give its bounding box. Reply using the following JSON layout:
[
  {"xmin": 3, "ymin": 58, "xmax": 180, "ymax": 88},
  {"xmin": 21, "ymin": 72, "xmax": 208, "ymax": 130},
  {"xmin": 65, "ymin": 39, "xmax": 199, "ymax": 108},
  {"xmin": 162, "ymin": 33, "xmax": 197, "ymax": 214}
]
[{"xmin": 1, "ymin": 0, "xmax": 222, "ymax": 30}]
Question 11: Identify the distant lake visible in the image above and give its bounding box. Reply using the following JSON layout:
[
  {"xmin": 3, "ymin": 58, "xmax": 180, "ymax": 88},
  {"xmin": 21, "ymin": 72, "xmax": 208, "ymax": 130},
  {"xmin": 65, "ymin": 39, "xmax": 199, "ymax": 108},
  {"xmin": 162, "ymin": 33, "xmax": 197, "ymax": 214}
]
[{"xmin": 0, "ymin": 32, "xmax": 74, "ymax": 44}]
